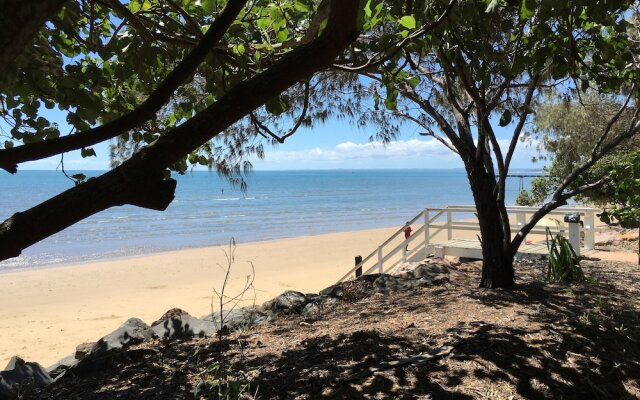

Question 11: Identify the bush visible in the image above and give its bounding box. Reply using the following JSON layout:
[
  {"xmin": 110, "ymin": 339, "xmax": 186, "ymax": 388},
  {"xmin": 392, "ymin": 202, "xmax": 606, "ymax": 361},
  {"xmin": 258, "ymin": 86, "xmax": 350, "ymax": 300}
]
[{"xmin": 545, "ymin": 227, "xmax": 585, "ymax": 283}]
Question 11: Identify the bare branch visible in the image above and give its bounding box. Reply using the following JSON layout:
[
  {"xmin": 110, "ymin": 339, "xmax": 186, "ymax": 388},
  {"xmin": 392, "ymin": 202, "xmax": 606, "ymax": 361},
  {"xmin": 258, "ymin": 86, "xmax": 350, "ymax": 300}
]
[
  {"xmin": 250, "ymin": 81, "xmax": 311, "ymax": 144},
  {"xmin": 503, "ymin": 74, "xmax": 539, "ymax": 174},
  {"xmin": 552, "ymin": 102, "xmax": 639, "ymax": 199},
  {"xmin": 510, "ymin": 177, "xmax": 610, "ymax": 254}
]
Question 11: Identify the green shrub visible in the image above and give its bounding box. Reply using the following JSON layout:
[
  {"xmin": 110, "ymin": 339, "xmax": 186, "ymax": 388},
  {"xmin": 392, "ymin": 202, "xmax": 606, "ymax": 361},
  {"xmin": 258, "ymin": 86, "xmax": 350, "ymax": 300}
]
[{"xmin": 545, "ymin": 227, "xmax": 585, "ymax": 283}]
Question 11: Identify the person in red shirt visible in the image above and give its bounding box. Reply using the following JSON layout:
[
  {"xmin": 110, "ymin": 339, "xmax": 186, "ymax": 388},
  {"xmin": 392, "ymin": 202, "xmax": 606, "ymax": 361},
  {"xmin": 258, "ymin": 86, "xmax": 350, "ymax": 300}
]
[{"xmin": 404, "ymin": 222, "xmax": 412, "ymax": 251}]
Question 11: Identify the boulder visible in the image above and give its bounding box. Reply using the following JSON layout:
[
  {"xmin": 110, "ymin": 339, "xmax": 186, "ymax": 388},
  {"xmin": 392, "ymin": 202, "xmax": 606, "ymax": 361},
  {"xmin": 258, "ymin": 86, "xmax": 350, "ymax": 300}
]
[
  {"xmin": 301, "ymin": 296, "xmax": 339, "ymax": 317},
  {"xmin": 46, "ymin": 354, "xmax": 78, "ymax": 380},
  {"xmin": 372, "ymin": 273, "xmax": 448, "ymax": 292},
  {"xmin": 90, "ymin": 317, "xmax": 155, "ymax": 356},
  {"xmin": 1, "ymin": 356, "xmax": 53, "ymax": 398},
  {"xmin": 202, "ymin": 307, "xmax": 270, "ymax": 331},
  {"xmin": 373, "ymin": 275, "xmax": 422, "ymax": 292},
  {"xmin": 262, "ymin": 290, "xmax": 309, "ymax": 314},
  {"xmin": 151, "ymin": 309, "xmax": 216, "ymax": 340},
  {"xmin": 75, "ymin": 342, "xmax": 95, "ymax": 361},
  {"xmin": 65, "ymin": 319, "xmax": 155, "ymax": 379},
  {"xmin": 319, "ymin": 283, "xmax": 343, "ymax": 298}
]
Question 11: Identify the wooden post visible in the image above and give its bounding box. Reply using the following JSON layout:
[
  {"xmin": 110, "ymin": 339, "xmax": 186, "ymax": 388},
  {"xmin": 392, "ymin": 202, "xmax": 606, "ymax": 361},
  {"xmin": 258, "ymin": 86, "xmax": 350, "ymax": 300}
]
[
  {"xmin": 377, "ymin": 246, "xmax": 383, "ymax": 273},
  {"xmin": 516, "ymin": 211, "xmax": 526, "ymax": 227},
  {"xmin": 355, "ymin": 255, "xmax": 362, "ymax": 278},
  {"xmin": 402, "ymin": 243, "xmax": 407, "ymax": 262},
  {"xmin": 568, "ymin": 222, "xmax": 580, "ymax": 256},
  {"xmin": 446, "ymin": 209, "xmax": 452, "ymax": 240},
  {"xmin": 424, "ymin": 209, "xmax": 430, "ymax": 252},
  {"xmin": 583, "ymin": 210, "xmax": 595, "ymax": 250}
]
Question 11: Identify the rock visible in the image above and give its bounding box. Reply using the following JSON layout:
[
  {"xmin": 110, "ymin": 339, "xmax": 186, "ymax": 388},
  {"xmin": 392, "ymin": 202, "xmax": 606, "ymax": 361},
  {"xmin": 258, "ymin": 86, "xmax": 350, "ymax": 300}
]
[
  {"xmin": 373, "ymin": 272, "xmax": 448, "ymax": 292},
  {"xmin": 152, "ymin": 310, "xmax": 216, "ymax": 340},
  {"xmin": 66, "ymin": 319, "xmax": 155, "ymax": 379},
  {"xmin": 373, "ymin": 275, "xmax": 421, "ymax": 291},
  {"xmin": 319, "ymin": 283, "xmax": 343, "ymax": 298},
  {"xmin": 46, "ymin": 354, "xmax": 78, "ymax": 379},
  {"xmin": 90, "ymin": 317, "xmax": 155, "ymax": 356},
  {"xmin": 3, "ymin": 356, "xmax": 22, "ymax": 371},
  {"xmin": 262, "ymin": 290, "xmax": 309, "ymax": 314},
  {"xmin": 75, "ymin": 342, "xmax": 95, "ymax": 361},
  {"xmin": 1, "ymin": 356, "xmax": 53, "ymax": 398},
  {"xmin": 425, "ymin": 273, "xmax": 449, "ymax": 285},
  {"xmin": 301, "ymin": 296, "xmax": 339, "ymax": 317},
  {"xmin": 202, "ymin": 307, "xmax": 270, "ymax": 331}
]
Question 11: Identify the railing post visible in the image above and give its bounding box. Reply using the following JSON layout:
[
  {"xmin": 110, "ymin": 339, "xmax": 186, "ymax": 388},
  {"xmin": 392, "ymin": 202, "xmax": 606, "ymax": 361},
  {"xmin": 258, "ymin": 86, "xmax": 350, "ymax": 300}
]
[
  {"xmin": 583, "ymin": 210, "xmax": 595, "ymax": 250},
  {"xmin": 377, "ymin": 246, "xmax": 383, "ymax": 273},
  {"xmin": 447, "ymin": 209, "xmax": 452, "ymax": 240},
  {"xmin": 516, "ymin": 211, "xmax": 526, "ymax": 228},
  {"xmin": 402, "ymin": 244, "xmax": 407, "ymax": 263},
  {"xmin": 568, "ymin": 221, "xmax": 581, "ymax": 256},
  {"xmin": 424, "ymin": 209, "xmax": 430, "ymax": 251},
  {"xmin": 355, "ymin": 255, "xmax": 362, "ymax": 278}
]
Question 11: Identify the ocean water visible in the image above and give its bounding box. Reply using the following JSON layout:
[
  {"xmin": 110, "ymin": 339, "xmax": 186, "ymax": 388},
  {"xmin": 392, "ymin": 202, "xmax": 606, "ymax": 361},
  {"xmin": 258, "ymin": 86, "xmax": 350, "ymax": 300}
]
[{"xmin": 0, "ymin": 170, "xmax": 533, "ymax": 271}]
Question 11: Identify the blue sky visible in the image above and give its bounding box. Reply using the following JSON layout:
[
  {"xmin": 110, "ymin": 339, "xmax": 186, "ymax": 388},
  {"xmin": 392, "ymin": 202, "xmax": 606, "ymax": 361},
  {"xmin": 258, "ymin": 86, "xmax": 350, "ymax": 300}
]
[{"xmin": 14, "ymin": 110, "xmax": 543, "ymax": 171}]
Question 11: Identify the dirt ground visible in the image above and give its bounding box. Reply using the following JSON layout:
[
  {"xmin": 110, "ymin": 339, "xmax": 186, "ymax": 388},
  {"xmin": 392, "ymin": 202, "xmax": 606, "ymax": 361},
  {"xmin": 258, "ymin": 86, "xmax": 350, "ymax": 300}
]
[{"xmin": 25, "ymin": 258, "xmax": 640, "ymax": 400}]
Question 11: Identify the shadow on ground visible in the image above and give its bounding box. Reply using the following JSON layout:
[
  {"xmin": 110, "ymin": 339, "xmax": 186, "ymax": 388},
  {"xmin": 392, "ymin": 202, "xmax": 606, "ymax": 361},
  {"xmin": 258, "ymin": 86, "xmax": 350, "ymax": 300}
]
[{"xmin": 25, "ymin": 261, "xmax": 640, "ymax": 399}]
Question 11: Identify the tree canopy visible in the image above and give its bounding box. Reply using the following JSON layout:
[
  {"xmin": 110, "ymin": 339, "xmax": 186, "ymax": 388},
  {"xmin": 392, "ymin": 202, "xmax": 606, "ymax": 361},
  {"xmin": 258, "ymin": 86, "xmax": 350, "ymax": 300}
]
[
  {"xmin": 320, "ymin": 0, "xmax": 640, "ymax": 287},
  {"xmin": 1, "ymin": 0, "xmax": 639, "ymax": 290},
  {"xmin": 0, "ymin": 0, "xmax": 365, "ymax": 260}
]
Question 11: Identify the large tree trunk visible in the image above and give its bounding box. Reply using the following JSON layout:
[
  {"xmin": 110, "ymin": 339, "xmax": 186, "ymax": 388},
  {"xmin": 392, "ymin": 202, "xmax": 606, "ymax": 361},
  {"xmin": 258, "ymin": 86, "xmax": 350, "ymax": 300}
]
[
  {"xmin": 0, "ymin": 0, "xmax": 67, "ymax": 75},
  {"xmin": 466, "ymin": 162, "xmax": 515, "ymax": 288}
]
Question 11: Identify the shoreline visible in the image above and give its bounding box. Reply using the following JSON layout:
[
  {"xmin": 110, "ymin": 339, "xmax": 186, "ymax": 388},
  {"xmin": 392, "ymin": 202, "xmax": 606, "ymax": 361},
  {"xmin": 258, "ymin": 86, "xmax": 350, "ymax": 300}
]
[
  {"xmin": 0, "ymin": 225, "xmax": 402, "ymax": 367},
  {"xmin": 0, "ymin": 224, "xmax": 404, "ymax": 275}
]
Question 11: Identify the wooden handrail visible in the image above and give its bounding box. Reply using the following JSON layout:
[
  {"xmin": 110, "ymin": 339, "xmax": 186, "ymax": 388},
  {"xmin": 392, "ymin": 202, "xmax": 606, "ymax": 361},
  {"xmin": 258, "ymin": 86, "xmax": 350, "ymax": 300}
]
[{"xmin": 337, "ymin": 205, "xmax": 599, "ymax": 283}]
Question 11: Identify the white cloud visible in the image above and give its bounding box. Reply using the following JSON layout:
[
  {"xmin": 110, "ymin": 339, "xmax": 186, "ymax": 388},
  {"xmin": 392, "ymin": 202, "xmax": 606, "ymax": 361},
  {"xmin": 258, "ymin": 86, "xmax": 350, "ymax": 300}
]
[
  {"xmin": 266, "ymin": 138, "xmax": 457, "ymax": 162},
  {"xmin": 253, "ymin": 136, "xmax": 545, "ymax": 170}
]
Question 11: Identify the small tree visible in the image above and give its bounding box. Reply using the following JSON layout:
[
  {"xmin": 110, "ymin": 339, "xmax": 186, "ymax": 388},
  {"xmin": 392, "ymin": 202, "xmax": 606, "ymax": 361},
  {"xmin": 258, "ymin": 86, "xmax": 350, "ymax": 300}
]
[{"xmin": 331, "ymin": 0, "xmax": 640, "ymax": 287}]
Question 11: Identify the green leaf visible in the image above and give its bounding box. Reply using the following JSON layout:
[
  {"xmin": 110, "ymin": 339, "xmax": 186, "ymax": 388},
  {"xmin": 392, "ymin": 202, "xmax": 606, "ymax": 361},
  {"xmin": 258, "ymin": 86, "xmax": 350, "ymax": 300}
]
[
  {"xmin": 81, "ymin": 147, "xmax": 96, "ymax": 158},
  {"xmin": 202, "ymin": 0, "xmax": 216, "ymax": 14},
  {"xmin": 520, "ymin": 0, "xmax": 535, "ymax": 19},
  {"xmin": 265, "ymin": 96, "xmax": 290, "ymax": 116},
  {"xmin": 71, "ymin": 173, "xmax": 86, "ymax": 184},
  {"xmin": 399, "ymin": 16, "xmax": 416, "ymax": 30},
  {"xmin": 232, "ymin": 43, "xmax": 245, "ymax": 55},
  {"xmin": 499, "ymin": 109, "xmax": 512, "ymax": 127}
]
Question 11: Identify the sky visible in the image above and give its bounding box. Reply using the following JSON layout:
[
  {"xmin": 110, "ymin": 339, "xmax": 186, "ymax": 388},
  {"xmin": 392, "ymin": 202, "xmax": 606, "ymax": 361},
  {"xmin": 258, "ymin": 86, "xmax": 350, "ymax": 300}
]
[{"xmin": 15, "ymin": 109, "xmax": 544, "ymax": 172}]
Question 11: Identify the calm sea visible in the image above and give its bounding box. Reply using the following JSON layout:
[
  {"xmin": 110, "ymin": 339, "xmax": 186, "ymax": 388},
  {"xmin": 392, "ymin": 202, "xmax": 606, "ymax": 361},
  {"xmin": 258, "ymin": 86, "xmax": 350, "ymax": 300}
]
[{"xmin": 0, "ymin": 170, "xmax": 533, "ymax": 271}]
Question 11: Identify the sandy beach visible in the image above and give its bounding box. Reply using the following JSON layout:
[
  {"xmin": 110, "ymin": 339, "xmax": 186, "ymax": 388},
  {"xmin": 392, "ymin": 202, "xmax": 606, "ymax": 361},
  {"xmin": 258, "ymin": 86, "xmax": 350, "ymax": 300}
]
[
  {"xmin": 0, "ymin": 214, "xmax": 624, "ymax": 368},
  {"xmin": 0, "ymin": 226, "xmax": 401, "ymax": 367}
]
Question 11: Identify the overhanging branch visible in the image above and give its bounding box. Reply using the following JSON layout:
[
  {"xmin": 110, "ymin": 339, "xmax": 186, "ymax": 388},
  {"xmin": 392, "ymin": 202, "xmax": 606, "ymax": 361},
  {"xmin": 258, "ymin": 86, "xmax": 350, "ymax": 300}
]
[
  {"xmin": 0, "ymin": 0, "xmax": 360, "ymax": 261},
  {"xmin": 0, "ymin": 0, "xmax": 249, "ymax": 174}
]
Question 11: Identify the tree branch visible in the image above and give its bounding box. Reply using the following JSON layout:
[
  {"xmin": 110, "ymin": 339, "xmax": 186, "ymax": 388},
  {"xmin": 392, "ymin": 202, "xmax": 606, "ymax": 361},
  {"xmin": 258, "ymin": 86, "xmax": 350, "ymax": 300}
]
[
  {"xmin": 250, "ymin": 81, "xmax": 310, "ymax": 144},
  {"xmin": 510, "ymin": 177, "xmax": 610, "ymax": 254},
  {"xmin": 332, "ymin": 0, "xmax": 456, "ymax": 73},
  {"xmin": 552, "ymin": 103, "xmax": 639, "ymax": 199},
  {"xmin": 0, "ymin": 0, "xmax": 67, "ymax": 74},
  {"xmin": 0, "ymin": 0, "xmax": 361, "ymax": 261},
  {"xmin": 0, "ymin": 0, "xmax": 249, "ymax": 174}
]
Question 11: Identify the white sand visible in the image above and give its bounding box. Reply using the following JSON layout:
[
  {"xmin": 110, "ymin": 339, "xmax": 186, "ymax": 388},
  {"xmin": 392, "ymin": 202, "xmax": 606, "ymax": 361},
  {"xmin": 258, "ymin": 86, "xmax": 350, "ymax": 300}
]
[{"xmin": 0, "ymin": 227, "xmax": 399, "ymax": 367}]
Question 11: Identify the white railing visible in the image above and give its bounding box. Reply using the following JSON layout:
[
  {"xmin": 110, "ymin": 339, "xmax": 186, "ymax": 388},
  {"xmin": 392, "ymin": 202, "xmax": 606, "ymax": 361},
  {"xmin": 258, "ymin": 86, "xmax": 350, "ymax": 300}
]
[{"xmin": 337, "ymin": 205, "xmax": 599, "ymax": 283}]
